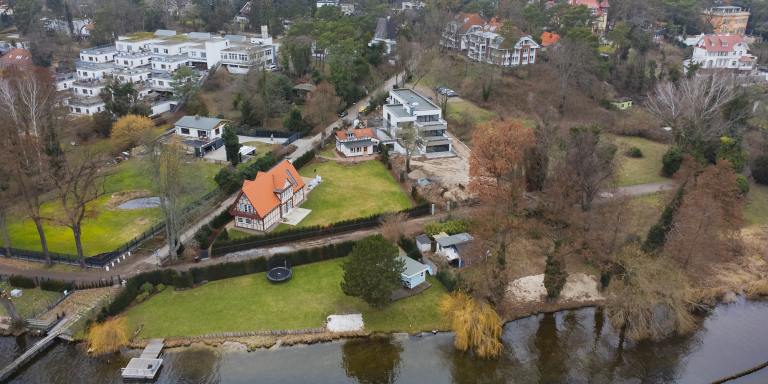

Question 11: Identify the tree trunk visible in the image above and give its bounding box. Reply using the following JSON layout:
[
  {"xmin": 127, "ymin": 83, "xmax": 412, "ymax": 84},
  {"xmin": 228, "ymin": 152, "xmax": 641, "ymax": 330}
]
[
  {"xmin": 33, "ymin": 218, "xmax": 52, "ymax": 267},
  {"xmin": 0, "ymin": 212, "xmax": 10, "ymax": 258},
  {"xmin": 0, "ymin": 291, "xmax": 20, "ymax": 320},
  {"xmin": 72, "ymin": 226, "xmax": 86, "ymax": 271}
]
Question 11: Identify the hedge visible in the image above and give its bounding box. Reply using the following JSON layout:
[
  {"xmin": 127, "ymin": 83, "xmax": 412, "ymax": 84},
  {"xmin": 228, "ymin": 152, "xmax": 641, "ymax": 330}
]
[
  {"xmin": 40, "ymin": 279, "xmax": 73, "ymax": 292},
  {"xmin": 215, "ymin": 152, "xmax": 277, "ymax": 194},
  {"xmin": 292, "ymin": 149, "xmax": 316, "ymax": 170},
  {"xmin": 211, "ymin": 203, "xmax": 431, "ymax": 256},
  {"xmin": 107, "ymin": 269, "xmax": 178, "ymax": 316},
  {"xmin": 193, "ymin": 209, "xmax": 234, "ymax": 250},
  {"xmin": 173, "ymin": 273, "xmax": 194, "ymax": 289},
  {"xmin": 9, "ymin": 275, "xmax": 36, "ymax": 289},
  {"xmin": 190, "ymin": 241, "xmax": 357, "ymax": 284},
  {"xmin": 435, "ymin": 271, "xmax": 463, "ymax": 292}
]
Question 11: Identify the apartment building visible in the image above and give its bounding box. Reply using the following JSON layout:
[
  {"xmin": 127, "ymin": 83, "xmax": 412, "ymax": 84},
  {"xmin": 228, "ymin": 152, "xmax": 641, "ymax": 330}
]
[
  {"xmin": 690, "ymin": 33, "xmax": 756, "ymax": 73},
  {"xmin": 466, "ymin": 18, "xmax": 540, "ymax": 67},
  {"xmin": 382, "ymin": 88, "xmax": 454, "ymax": 157},
  {"xmin": 702, "ymin": 6, "xmax": 750, "ymax": 35}
]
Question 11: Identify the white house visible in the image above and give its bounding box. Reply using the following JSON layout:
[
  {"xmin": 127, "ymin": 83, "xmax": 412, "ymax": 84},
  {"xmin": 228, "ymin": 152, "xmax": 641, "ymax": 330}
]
[
  {"xmin": 229, "ymin": 160, "xmax": 307, "ymax": 233},
  {"xmin": 441, "ymin": 13, "xmax": 485, "ymax": 51},
  {"xmin": 382, "ymin": 88, "xmax": 454, "ymax": 156},
  {"xmin": 690, "ymin": 34, "xmax": 756, "ymax": 73},
  {"xmin": 335, "ymin": 128, "xmax": 380, "ymax": 157},
  {"xmin": 174, "ymin": 115, "xmax": 231, "ymax": 140},
  {"xmin": 465, "ymin": 18, "xmax": 540, "ymax": 67}
]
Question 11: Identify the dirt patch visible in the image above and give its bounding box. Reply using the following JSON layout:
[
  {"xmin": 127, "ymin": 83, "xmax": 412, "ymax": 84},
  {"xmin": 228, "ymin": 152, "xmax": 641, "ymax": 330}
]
[
  {"xmin": 105, "ymin": 190, "xmax": 152, "ymax": 211},
  {"xmin": 507, "ymin": 273, "xmax": 605, "ymax": 304},
  {"xmin": 41, "ymin": 286, "xmax": 120, "ymax": 321}
]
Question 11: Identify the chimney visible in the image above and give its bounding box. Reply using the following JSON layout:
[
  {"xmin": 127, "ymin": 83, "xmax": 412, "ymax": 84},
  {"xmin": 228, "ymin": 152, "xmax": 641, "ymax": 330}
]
[
  {"xmin": 195, "ymin": 114, "xmax": 200, "ymax": 120},
  {"xmin": 261, "ymin": 25, "xmax": 269, "ymax": 39}
]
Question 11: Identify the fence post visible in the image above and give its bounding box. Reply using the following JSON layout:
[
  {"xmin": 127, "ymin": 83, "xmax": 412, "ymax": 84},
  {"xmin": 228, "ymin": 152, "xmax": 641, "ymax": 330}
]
[{"xmin": 431, "ymin": 204, "xmax": 434, "ymax": 215}]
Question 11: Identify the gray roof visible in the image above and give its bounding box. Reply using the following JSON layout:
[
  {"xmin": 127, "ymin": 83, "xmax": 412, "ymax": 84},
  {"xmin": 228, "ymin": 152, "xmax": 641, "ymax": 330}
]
[
  {"xmin": 453, "ymin": 241, "xmax": 474, "ymax": 255},
  {"xmin": 375, "ymin": 17, "xmax": 397, "ymax": 41},
  {"xmin": 225, "ymin": 35, "xmax": 247, "ymax": 42},
  {"xmin": 188, "ymin": 32, "xmax": 212, "ymax": 39},
  {"xmin": 175, "ymin": 116, "xmax": 230, "ymax": 131},
  {"xmin": 435, "ymin": 233, "xmax": 474, "ymax": 248},
  {"xmin": 397, "ymin": 254, "xmax": 429, "ymax": 277},
  {"xmin": 154, "ymin": 29, "xmax": 177, "ymax": 36},
  {"xmin": 345, "ymin": 139, "xmax": 374, "ymax": 148},
  {"xmin": 390, "ymin": 88, "xmax": 439, "ymax": 111},
  {"xmin": 415, "ymin": 234, "xmax": 431, "ymax": 244},
  {"xmin": 385, "ymin": 104, "xmax": 412, "ymax": 118}
]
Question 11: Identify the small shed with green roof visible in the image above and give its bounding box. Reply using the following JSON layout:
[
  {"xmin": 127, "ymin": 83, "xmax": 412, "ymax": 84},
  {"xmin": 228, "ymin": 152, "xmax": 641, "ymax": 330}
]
[{"xmin": 397, "ymin": 254, "xmax": 430, "ymax": 289}]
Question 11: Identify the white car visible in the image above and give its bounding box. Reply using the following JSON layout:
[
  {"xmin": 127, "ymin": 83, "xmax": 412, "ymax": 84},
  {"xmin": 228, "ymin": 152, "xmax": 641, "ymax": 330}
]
[{"xmin": 266, "ymin": 65, "xmax": 278, "ymax": 72}]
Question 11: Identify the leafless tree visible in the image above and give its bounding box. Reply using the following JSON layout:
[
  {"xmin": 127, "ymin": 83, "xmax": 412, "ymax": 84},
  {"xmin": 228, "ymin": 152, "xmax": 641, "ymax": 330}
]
[
  {"xmin": 144, "ymin": 137, "xmax": 204, "ymax": 261},
  {"xmin": 645, "ymin": 74, "xmax": 744, "ymax": 152},
  {"xmin": 396, "ymin": 122, "xmax": 421, "ymax": 171},
  {"xmin": 410, "ymin": 49, "xmax": 437, "ymax": 89},
  {"xmin": 565, "ymin": 128, "xmax": 619, "ymax": 211},
  {"xmin": 51, "ymin": 147, "xmax": 111, "ymax": 270},
  {"xmin": 394, "ymin": 37, "xmax": 416, "ymax": 87},
  {"xmin": 551, "ymin": 37, "xmax": 596, "ymax": 115},
  {"xmin": 0, "ymin": 166, "xmax": 20, "ymax": 259},
  {"xmin": 0, "ymin": 290, "xmax": 20, "ymax": 321}
]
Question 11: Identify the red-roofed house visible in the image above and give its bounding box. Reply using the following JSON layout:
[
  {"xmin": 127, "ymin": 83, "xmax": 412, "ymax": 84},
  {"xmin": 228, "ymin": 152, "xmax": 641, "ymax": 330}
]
[
  {"xmin": 691, "ymin": 34, "xmax": 755, "ymax": 72},
  {"xmin": 567, "ymin": 0, "xmax": 610, "ymax": 34},
  {"xmin": 441, "ymin": 13, "xmax": 486, "ymax": 50},
  {"xmin": 335, "ymin": 128, "xmax": 380, "ymax": 157},
  {"xmin": 0, "ymin": 48, "xmax": 33, "ymax": 69},
  {"xmin": 540, "ymin": 32, "xmax": 561, "ymax": 50},
  {"xmin": 466, "ymin": 17, "xmax": 540, "ymax": 66},
  {"xmin": 229, "ymin": 160, "xmax": 307, "ymax": 233}
]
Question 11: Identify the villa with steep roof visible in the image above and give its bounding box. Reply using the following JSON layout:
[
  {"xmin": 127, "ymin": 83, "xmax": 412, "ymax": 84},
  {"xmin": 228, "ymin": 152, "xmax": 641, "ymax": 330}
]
[
  {"xmin": 335, "ymin": 128, "xmax": 380, "ymax": 157},
  {"xmin": 690, "ymin": 34, "xmax": 756, "ymax": 72},
  {"xmin": 566, "ymin": 0, "xmax": 610, "ymax": 35},
  {"xmin": 229, "ymin": 160, "xmax": 307, "ymax": 233}
]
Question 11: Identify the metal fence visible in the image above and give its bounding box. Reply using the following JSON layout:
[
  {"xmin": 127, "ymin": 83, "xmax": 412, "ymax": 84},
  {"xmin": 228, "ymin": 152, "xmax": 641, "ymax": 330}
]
[
  {"xmin": 1, "ymin": 189, "xmax": 221, "ymax": 269},
  {"xmin": 235, "ymin": 127, "xmax": 302, "ymax": 147}
]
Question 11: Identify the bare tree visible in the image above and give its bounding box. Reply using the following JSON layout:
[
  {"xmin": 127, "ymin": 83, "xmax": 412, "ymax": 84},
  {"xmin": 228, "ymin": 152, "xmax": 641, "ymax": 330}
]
[
  {"xmin": 305, "ymin": 82, "xmax": 343, "ymax": 130},
  {"xmin": 144, "ymin": 137, "xmax": 204, "ymax": 261},
  {"xmin": 0, "ymin": 166, "xmax": 20, "ymax": 258},
  {"xmin": 551, "ymin": 37, "xmax": 596, "ymax": 115},
  {"xmin": 396, "ymin": 122, "xmax": 421, "ymax": 172},
  {"xmin": 51, "ymin": 147, "xmax": 111, "ymax": 270},
  {"xmin": 0, "ymin": 289, "xmax": 20, "ymax": 321},
  {"xmin": 565, "ymin": 127, "xmax": 619, "ymax": 211},
  {"xmin": 410, "ymin": 49, "xmax": 437, "ymax": 89},
  {"xmin": 645, "ymin": 74, "xmax": 743, "ymax": 152}
]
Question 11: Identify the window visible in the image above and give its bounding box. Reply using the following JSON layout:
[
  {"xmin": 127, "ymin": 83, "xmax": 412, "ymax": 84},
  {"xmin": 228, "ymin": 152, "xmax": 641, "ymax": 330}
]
[
  {"xmin": 181, "ymin": 128, "xmax": 190, "ymax": 134},
  {"xmin": 161, "ymin": 64, "xmax": 166, "ymax": 69},
  {"xmin": 83, "ymin": 71, "xmax": 88, "ymax": 76},
  {"xmin": 163, "ymin": 49, "xmax": 168, "ymax": 54},
  {"xmin": 245, "ymin": 218, "xmax": 251, "ymax": 224},
  {"xmin": 89, "ymin": 57, "xmax": 93, "ymax": 61},
  {"xmin": 215, "ymin": 128, "xmax": 220, "ymax": 135},
  {"xmin": 237, "ymin": 217, "xmax": 243, "ymax": 223},
  {"xmin": 153, "ymin": 48, "xmax": 159, "ymax": 53},
  {"xmin": 421, "ymin": 272, "xmax": 424, "ymax": 278},
  {"xmin": 201, "ymin": 52, "xmax": 206, "ymax": 58}
]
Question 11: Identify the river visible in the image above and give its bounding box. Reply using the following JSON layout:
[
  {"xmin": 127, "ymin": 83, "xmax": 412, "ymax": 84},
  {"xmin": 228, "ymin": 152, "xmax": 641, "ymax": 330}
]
[{"xmin": 2, "ymin": 297, "xmax": 767, "ymax": 384}]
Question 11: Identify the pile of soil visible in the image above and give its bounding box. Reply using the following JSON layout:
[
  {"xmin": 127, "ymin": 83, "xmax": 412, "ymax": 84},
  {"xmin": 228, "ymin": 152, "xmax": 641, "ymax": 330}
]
[{"xmin": 407, "ymin": 169, "xmax": 428, "ymax": 180}]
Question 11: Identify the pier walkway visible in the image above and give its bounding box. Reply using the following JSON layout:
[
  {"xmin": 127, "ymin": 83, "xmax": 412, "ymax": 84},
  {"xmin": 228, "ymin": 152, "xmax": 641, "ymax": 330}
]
[{"xmin": 122, "ymin": 338, "xmax": 164, "ymax": 380}]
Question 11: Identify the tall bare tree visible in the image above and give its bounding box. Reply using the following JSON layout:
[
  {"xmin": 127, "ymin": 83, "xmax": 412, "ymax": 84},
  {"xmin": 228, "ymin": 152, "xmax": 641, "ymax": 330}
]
[
  {"xmin": 396, "ymin": 122, "xmax": 421, "ymax": 172},
  {"xmin": 144, "ymin": 137, "xmax": 204, "ymax": 260},
  {"xmin": 0, "ymin": 289, "xmax": 20, "ymax": 321},
  {"xmin": 551, "ymin": 37, "xmax": 596, "ymax": 115},
  {"xmin": 0, "ymin": 167, "xmax": 20, "ymax": 258},
  {"xmin": 51, "ymin": 147, "xmax": 111, "ymax": 270},
  {"xmin": 565, "ymin": 127, "xmax": 619, "ymax": 211}
]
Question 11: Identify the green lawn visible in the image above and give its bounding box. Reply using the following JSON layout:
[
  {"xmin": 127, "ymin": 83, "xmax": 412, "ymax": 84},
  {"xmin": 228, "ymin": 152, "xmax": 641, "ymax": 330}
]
[
  {"xmin": 5, "ymin": 158, "xmax": 223, "ymax": 255},
  {"xmin": 447, "ymin": 101, "xmax": 496, "ymax": 125},
  {"xmin": 296, "ymin": 161, "xmax": 412, "ymax": 228},
  {"xmin": 124, "ymin": 258, "xmax": 447, "ymax": 338},
  {"xmin": 227, "ymin": 229, "xmax": 253, "ymax": 240},
  {"xmin": 610, "ymin": 135, "xmax": 671, "ymax": 186},
  {"xmin": 318, "ymin": 143, "xmax": 337, "ymax": 158},
  {"xmin": 745, "ymin": 183, "xmax": 768, "ymax": 227},
  {"xmin": 0, "ymin": 282, "xmax": 62, "ymax": 319},
  {"xmin": 236, "ymin": 141, "xmax": 280, "ymax": 171}
]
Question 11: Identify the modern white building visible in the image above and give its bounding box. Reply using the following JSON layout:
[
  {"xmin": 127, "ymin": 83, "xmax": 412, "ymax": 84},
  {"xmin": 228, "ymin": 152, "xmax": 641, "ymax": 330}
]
[
  {"xmin": 690, "ymin": 33, "xmax": 756, "ymax": 73},
  {"xmin": 382, "ymin": 88, "xmax": 454, "ymax": 156},
  {"xmin": 174, "ymin": 115, "xmax": 231, "ymax": 140},
  {"xmin": 465, "ymin": 18, "xmax": 540, "ymax": 67}
]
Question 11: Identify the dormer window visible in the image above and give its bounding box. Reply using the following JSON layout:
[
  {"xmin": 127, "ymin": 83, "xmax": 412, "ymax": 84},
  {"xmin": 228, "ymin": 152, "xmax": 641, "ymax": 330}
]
[{"xmin": 722, "ymin": 42, "xmax": 728, "ymax": 47}]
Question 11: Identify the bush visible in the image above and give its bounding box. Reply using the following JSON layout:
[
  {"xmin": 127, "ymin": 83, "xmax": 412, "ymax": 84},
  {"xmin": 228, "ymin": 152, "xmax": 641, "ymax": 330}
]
[
  {"xmin": 172, "ymin": 273, "xmax": 194, "ymax": 289},
  {"xmin": 40, "ymin": 279, "xmax": 72, "ymax": 292},
  {"xmin": 543, "ymin": 253, "xmax": 567, "ymax": 300},
  {"xmin": 193, "ymin": 210, "xmax": 234, "ymax": 250},
  {"xmin": 436, "ymin": 271, "xmax": 463, "ymax": 292},
  {"xmin": 216, "ymin": 114, "xmax": 225, "ymax": 119},
  {"xmin": 407, "ymin": 249, "xmax": 422, "ymax": 261},
  {"xmin": 423, "ymin": 219, "xmax": 471, "ymax": 238},
  {"xmin": 387, "ymin": 162, "xmax": 392, "ymax": 170},
  {"xmin": 628, "ymin": 146, "xmax": 643, "ymax": 158},
  {"xmin": 156, "ymin": 284, "xmax": 166, "ymax": 292},
  {"xmin": 399, "ymin": 172, "xmax": 405, "ymax": 183},
  {"xmin": 399, "ymin": 235, "xmax": 417, "ymax": 253},
  {"xmin": 136, "ymin": 292, "xmax": 150, "ymax": 303},
  {"xmin": 662, "ymin": 146, "xmax": 684, "ymax": 176},
  {"xmin": 219, "ymin": 228, "xmax": 229, "ymax": 241},
  {"xmin": 292, "ymin": 149, "xmax": 316, "ymax": 170},
  {"xmin": 643, "ymin": 183, "xmax": 686, "ymax": 252},
  {"xmin": 753, "ymin": 154, "xmax": 768, "ymax": 185},
  {"xmin": 177, "ymin": 241, "xmax": 185, "ymax": 256},
  {"xmin": 379, "ymin": 143, "xmax": 389, "ymax": 163},
  {"xmin": 600, "ymin": 271, "xmax": 612, "ymax": 291},
  {"xmin": 735, "ymin": 175, "xmax": 749, "ymax": 195},
  {"xmin": 140, "ymin": 282, "xmax": 154, "ymax": 294},
  {"xmin": 9, "ymin": 275, "xmax": 35, "ymax": 289}
]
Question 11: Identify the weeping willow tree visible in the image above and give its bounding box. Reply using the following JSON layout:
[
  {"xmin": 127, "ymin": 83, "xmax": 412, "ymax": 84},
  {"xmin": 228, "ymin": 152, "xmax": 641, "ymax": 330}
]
[
  {"xmin": 438, "ymin": 291, "xmax": 503, "ymax": 358},
  {"xmin": 607, "ymin": 245, "xmax": 697, "ymax": 341},
  {"xmin": 86, "ymin": 317, "xmax": 130, "ymax": 355}
]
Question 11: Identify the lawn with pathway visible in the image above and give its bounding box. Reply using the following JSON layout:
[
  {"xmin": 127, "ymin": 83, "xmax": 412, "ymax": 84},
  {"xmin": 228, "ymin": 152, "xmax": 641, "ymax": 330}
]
[
  {"xmin": 295, "ymin": 161, "xmax": 411, "ymax": 228},
  {"xmin": 123, "ymin": 258, "xmax": 447, "ymax": 338},
  {"xmin": 4, "ymin": 158, "xmax": 224, "ymax": 255},
  {"xmin": 0, "ymin": 282, "xmax": 62, "ymax": 319},
  {"xmin": 610, "ymin": 134, "xmax": 670, "ymax": 187}
]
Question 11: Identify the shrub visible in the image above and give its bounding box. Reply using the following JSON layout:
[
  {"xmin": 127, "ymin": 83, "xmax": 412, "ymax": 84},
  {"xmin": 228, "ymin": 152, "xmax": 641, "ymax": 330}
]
[
  {"xmin": 136, "ymin": 292, "xmax": 150, "ymax": 303},
  {"xmin": 292, "ymin": 149, "xmax": 316, "ymax": 170},
  {"xmin": 156, "ymin": 284, "xmax": 166, "ymax": 292},
  {"xmin": 9, "ymin": 275, "xmax": 35, "ymax": 289},
  {"xmin": 735, "ymin": 175, "xmax": 749, "ymax": 195},
  {"xmin": 600, "ymin": 271, "xmax": 612, "ymax": 291},
  {"xmin": 219, "ymin": 228, "xmax": 229, "ymax": 241},
  {"xmin": 387, "ymin": 162, "xmax": 392, "ymax": 170},
  {"xmin": 399, "ymin": 235, "xmax": 417, "ymax": 253},
  {"xmin": 407, "ymin": 249, "xmax": 422, "ymax": 261},
  {"xmin": 627, "ymin": 146, "xmax": 643, "ymax": 158},
  {"xmin": 172, "ymin": 273, "xmax": 194, "ymax": 289},
  {"xmin": 216, "ymin": 114, "xmax": 225, "ymax": 119},
  {"xmin": 423, "ymin": 219, "xmax": 471, "ymax": 238},
  {"xmin": 40, "ymin": 279, "xmax": 72, "ymax": 292},
  {"xmin": 643, "ymin": 183, "xmax": 686, "ymax": 252},
  {"xmin": 717, "ymin": 136, "xmax": 749, "ymax": 173},
  {"xmin": 140, "ymin": 282, "xmax": 154, "ymax": 294},
  {"xmin": 662, "ymin": 146, "xmax": 684, "ymax": 176},
  {"xmin": 543, "ymin": 253, "xmax": 567, "ymax": 300},
  {"xmin": 399, "ymin": 172, "xmax": 405, "ymax": 183},
  {"xmin": 753, "ymin": 154, "xmax": 768, "ymax": 185},
  {"xmin": 436, "ymin": 271, "xmax": 463, "ymax": 292}
]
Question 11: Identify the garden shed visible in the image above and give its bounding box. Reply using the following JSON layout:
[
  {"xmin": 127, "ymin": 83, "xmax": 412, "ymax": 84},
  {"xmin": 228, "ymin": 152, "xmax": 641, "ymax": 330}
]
[
  {"xmin": 415, "ymin": 234, "xmax": 432, "ymax": 252},
  {"xmin": 397, "ymin": 254, "xmax": 430, "ymax": 289},
  {"xmin": 435, "ymin": 233, "xmax": 474, "ymax": 260}
]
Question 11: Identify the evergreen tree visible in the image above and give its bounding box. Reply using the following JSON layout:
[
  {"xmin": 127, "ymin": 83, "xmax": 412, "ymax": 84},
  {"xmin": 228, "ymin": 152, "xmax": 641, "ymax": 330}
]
[
  {"xmin": 222, "ymin": 123, "xmax": 241, "ymax": 167},
  {"xmin": 340, "ymin": 235, "xmax": 404, "ymax": 308}
]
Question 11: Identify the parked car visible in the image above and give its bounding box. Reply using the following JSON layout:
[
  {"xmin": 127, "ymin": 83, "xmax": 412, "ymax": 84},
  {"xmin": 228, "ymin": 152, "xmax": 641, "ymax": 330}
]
[
  {"xmin": 338, "ymin": 110, "xmax": 348, "ymax": 118},
  {"xmin": 446, "ymin": 90, "xmax": 458, "ymax": 97},
  {"xmin": 266, "ymin": 65, "xmax": 278, "ymax": 72},
  {"xmin": 436, "ymin": 86, "xmax": 445, "ymax": 93}
]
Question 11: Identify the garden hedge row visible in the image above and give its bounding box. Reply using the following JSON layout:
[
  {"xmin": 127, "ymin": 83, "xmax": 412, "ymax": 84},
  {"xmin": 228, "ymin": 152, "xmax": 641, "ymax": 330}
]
[
  {"xmin": 435, "ymin": 271, "xmax": 463, "ymax": 292},
  {"xmin": 9, "ymin": 275, "xmax": 35, "ymax": 289},
  {"xmin": 193, "ymin": 209, "xmax": 235, "ymax": 250},
  {"xmin": 190, "ymin": 241, "xmax": 357, "ymax": 284},
  {"xmin": 398, "ymin": 235, "xmax": 423, "ymax": 261},
  {"xmin": 40, "ymin": 279, "xmax": 72, "ymax": 292},
  {"xmin": 107, "ymin": 269, "xmax": 178, "ymax": 316},
  {"xmin": 292, "ymin": 149, "xmax": 316, "ymax": 170},
  {"xmin": 211, "ymin": 203, "xmax": 430, "ymax": 256}
]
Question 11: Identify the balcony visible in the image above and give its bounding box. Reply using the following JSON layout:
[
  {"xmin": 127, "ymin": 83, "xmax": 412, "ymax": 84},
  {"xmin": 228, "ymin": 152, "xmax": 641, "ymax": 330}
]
[
  {"xmin": 69, "ymin": 96, "xmax": 105, "ymax": 107},
  {"xmin": 80, "ymin": 45, "xmax": 117, "ymax": 55},
  {"xmin": 415, "ymin": 118, "xmax": 447, "ymax": 129},
  {"xmin": 116, "ymin": 51, "xmax": 151, "ymax": 59},
  {"xmin": 152, "ymin": 54, "xmax": 189, "ymax": 63}
]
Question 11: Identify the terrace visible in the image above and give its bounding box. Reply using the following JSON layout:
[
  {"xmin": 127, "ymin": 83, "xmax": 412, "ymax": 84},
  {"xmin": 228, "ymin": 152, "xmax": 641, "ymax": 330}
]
[{"xmin": 79, "ymin": 44, "xmax": 117, "ymax": 55}]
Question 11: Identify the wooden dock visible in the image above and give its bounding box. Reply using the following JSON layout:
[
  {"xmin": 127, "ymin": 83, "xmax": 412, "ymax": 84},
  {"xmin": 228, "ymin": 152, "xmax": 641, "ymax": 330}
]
[
  {"xmin": 0, "ymin": 327, "xmax": 63, "ymax": 382},
  {"xmin": 390, "ymin": 282, "xmax": 432, "ymax": 301},
  {"xmin": 122, "ymin": 338, "xmax": 164, "ymax": 380}
]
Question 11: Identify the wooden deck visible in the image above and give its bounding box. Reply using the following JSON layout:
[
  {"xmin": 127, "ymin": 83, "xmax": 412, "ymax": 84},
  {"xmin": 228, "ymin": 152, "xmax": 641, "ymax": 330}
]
[
  {"xmin": 390, "ymin": 282, "xmax": 432, "ymax": 302},
  {"xmin": 0, "ymin": 328, "xmax": 62, "ymax": 382},
  {"xmin": 122, "ymin": 338, "xmax": 164, "ymax": 380}
]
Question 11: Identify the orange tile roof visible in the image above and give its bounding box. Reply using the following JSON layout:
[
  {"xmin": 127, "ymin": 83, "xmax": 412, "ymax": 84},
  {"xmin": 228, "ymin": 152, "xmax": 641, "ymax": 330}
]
[
  {"xmin": 541, "ymin": 32, "xmax": 561, "ymax": 46},
  {"xmin": 0, "ymin": 48, "xmax": 33, "ymax": 67},
  {"xmin": 567, "ymin": 0, "xmax": 606, "ymax": 15},
  {"xmin": 455, "ymin": 13, "xmax": 485, "ymax": 35},
  {"xmin": 336, "ymin": 128, "xmax": 378, "ymax": 140},
  {"xmin": 237, "ymin": 160, "xmax": 305, "ymax": 219},
  {"xmin": 697, "ymin": 34, "xmax": 746, "ymax": 52}
]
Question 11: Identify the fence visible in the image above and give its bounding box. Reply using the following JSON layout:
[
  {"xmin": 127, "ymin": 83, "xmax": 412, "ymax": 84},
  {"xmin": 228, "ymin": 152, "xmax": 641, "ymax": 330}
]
[
  {"xmin": 235, "ymin": 127, "xmax": 302, "ymax": 147},
  {"xmin": 1, "ymin": 189, "xmax": 221, "ymax": 269},
  {"xmin": 211, "ymin": 205, "xmax": 432, "ymax": 256}
]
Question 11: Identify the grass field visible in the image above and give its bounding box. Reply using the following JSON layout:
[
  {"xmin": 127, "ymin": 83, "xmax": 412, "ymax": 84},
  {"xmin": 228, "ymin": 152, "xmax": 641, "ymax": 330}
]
[
  {"xmin": 745, "ymin": 183, "xmax": 768, "ymax": 227},
  {"xmin": 295, "ymin": 161, "xmax": 411, "ymax": 228},
  {"xmin": 124, "ymin": 258, "xmax": 447, "ymax": 338},
  {"xmin": 0, "ymin": 282, "xmax": 62, "ymax": 319},
  {"xmin": 446, "ymin": 101, "xmax": 496, "ymax": 125},
  {"xmin": 236, "ymin": 141, "xmax": 280, "ymax": 171},
  {"xmin": 4, "ymin": 158, "xmax": 223, "ymax": 255},
  {"xmin": 227, "ymin": 229, "xmax": 253, "ymax": 240},
  {"xmin": 610, "ymin": 135, "xmax": 671, "ymax": 186},
  {"xmin": 318, "ymin": 143, "xmax": 337, "ymax": 158}
]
